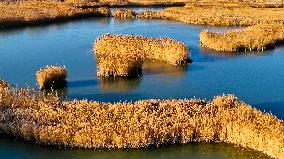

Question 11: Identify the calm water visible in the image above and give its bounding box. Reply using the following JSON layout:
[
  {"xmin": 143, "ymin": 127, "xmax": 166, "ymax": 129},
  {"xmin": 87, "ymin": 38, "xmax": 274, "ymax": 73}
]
[{"xmin": 0, "ymin": 17, "xmax": 283, "ymax": 158}]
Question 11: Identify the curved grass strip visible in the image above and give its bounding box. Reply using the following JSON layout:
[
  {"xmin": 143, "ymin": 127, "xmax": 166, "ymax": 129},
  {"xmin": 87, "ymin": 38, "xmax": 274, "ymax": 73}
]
[
  {"xmin": 0, "ymin": 83, "xmax": 283, "ymax": 158},
  {"xmin": 137, "ymin": 5, "xmax": 284, "ymax": 26},
  {"xmin": 200, "ymin": 24, "xmax": 284, "ymax": 52},
  {"xmin": 36, "ymin": 65, "xmax": 67, "ymax": 90},
  {"xmin": 93, "ymin": 34, "xmax": 190, "ymax": 77},
  {"xmin": 0, "ymin": 1, "xmax": 110, "ymax": 28}
]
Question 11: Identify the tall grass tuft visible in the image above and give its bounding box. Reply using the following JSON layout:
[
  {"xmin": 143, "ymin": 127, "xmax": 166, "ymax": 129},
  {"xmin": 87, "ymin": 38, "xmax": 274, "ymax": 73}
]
[
  {"xmin": 200, "ymin": 24, "xmax": 284, "ymax": 52},
  {"xmin": 36, "ymin": 65, "xmax": 67, "ymax": 90},
  {"xmin": 93, "ymin": 34, "xmax": 190, "ymax": 77},
  {"xmin": 0, "ymin": 81, "xmax": 283, "ymax": 158}
]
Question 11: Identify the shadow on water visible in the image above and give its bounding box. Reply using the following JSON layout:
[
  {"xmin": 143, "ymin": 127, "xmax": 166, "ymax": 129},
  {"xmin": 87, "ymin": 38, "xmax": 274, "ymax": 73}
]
[
  {"xmin": 68, "ymin": 79, "xmax": 98, "ymax": 88},
  {"xmin": 0, "ymin": 17, "xmax": 111, "ymax": 37},
  {"xmin": 0, "ymin": 134, "xmax": 272, "ymax": 159}
]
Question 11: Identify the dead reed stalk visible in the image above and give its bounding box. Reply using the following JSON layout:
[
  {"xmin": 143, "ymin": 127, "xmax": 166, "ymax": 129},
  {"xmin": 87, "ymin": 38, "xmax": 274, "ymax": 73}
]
[
  {"xmin": 93, "ymin": 34, "xmax": 190, "ymax": 77},
  {"xmin": 36, "ymin": 65, "xmax": 67, "ymax": 90},
  {"xmin": 0, "ymin": 82, "xmax": 283, "ymax": 158}
]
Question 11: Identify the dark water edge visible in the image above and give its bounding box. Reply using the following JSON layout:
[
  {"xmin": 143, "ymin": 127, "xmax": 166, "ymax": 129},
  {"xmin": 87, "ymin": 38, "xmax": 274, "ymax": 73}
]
[{"xmin": 0, "ymin": 134, "xmax": 271, "ymax": 159}]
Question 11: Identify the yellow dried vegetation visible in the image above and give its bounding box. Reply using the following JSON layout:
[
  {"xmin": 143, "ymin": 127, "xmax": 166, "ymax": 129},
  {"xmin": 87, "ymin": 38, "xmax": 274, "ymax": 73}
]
[
  {"xmin": 0, "ymin": 1, "xmax": 110, "ymax": 28},
  {"xmin": 113, "ymin": 9, "xmax": 136, "ymax": 18},
  {"xmin": 183, "ymin": 0, "xmax": 284, "ymax": 8},
  {"xmin": 200, "ymin": 24, "xmax": 284, "ymax": 52},
  {"xmin": 137, "ymin": 4, "xmax": 284, "ymax": 26},
  {"xmin": 36, "ymin": 65, "xmax": 67, "ymax": 90},
  {"xmin": 93, "ymin": 34, "xmax": 190, "ymax": 77},
  {"xmin": 0, "ymin": 82, "xmax": 283, "ymax": 158}
]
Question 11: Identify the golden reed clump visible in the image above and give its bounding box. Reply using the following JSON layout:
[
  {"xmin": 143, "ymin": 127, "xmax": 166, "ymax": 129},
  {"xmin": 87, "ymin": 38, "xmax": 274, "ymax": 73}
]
[
  {"xmin": 0, "ymin": 1, "xmax": 110, "ymax": 28},
  {"xmin": 0, "ymin": 82, "xmax": 283, "ymax": 158},
  {"xmin": 113, "ymin": 9, "xmax": 136, "ymax": 18},
  {"xmin": 137, "ymin": 5, "xmax": 284, "ymax": 26},
  {"xmin": 200, "ymin": 24, "xmax": 284, "ymax": 52},
  {"xmin": 36, "ymin": 65, "xmax": 67, "ymax": 90},
  {"xmin": 93, "ymin": 34, "xmax": 190, "ymax": 77}
]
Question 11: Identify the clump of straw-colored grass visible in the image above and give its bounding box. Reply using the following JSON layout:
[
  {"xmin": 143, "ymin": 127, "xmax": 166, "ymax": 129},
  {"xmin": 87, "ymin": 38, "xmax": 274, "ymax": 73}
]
[
  {"xmin": 113, "ymin": 9, "xmax": 136, "ymax": 18},
  {"xmin": 93, "ymin": 34, "xmax": 190, "ymax": 77},
  {"xmin": 0, "ymin": 1, "xmax": 111, "ymax": 28},
  {"xmin": 36, "ymin": 65, "xmax": 67, "ymax": 90},
  {"xmin": 200, "ymin": 24, "xmax": 284, "ymax": 52},
  {"xmin": 96, "ymin": 52, "xmax": 143, "ymax": 77},
  {"xmin": 0, "ymin": 81, "xmax": 283, "ymax": 159},
  {"xmin": 137, "ymin": 5, "xmax": 284, "ymax": 26}
]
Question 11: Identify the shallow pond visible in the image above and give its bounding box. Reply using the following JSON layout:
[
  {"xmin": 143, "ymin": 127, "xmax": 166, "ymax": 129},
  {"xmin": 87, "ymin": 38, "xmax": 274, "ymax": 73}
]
[{"xmin": 0, "ymin": 17, "xmax": 283, "ymax": 158}]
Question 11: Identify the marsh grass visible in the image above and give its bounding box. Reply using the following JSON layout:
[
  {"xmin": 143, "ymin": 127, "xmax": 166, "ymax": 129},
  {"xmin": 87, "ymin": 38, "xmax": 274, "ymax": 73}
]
[
  {"xmin": 0, "ymin": 82, "xmax": 283, "ymax": 158},
  {"xmin": 93, "ymin": 34, "xmax": 190, "ymax": 77},
  {"xmin": 0, "ymin": 1, "xmax": 110, "ymax": 28},
  {"xmin": 36, "ymin": 65, "xmax": 67, "ymax": 90},
  {"xmin": 137, "ymin": 5, "xmax": 284, "ymax": 26},
  {"xmin": 200, "ymin": 24, "xmax": 284, "ymax": 52},
  {"xmin": 113, "ymin": 9, "xmax": 136, "ymax": 18}
]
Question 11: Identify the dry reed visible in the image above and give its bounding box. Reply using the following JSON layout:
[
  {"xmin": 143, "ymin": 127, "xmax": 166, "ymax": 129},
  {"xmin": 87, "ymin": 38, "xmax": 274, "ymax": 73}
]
[
  {"xmin": 137, "ymin": 5, "xmax": 284, "ymax": 26},
  {"xmin": 0, "ymin": 1, "xmax": 110, "ymax": 28},
  {"xmin": 93, "ymin": 34, "xmax": 190, "ymax": 77},
  {"xmin": 200, "ymin": 24, "xmax": 284, "ymax": 52},
  {"xmin": 183, "ymin": 0, "xmax": 284, "ymax": 8},
  {"xmin": 113, "ymin": 9, "xmax": 136, "ymax": 18},
  {"xmin": 36, "ymin": 65, "xmax": 67, "ymax": 90},
  {"xmin": 75, "ymin": 0, "xmax": 185, "ymax": 8},
  {"xmin": 0, "ymin": 82, "xmax": 283, "ymax": 158}
]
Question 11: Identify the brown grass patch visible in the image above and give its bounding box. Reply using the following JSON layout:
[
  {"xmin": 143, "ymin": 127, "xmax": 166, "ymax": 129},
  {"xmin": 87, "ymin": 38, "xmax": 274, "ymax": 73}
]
[
  {"xmin": 137, "ymin": 5, "xmax": 284, "ymax": 26},
  {"xmin": 93, "ymin": 34, "xmax": 190, "ymax": 77},
  {"xmin": 113, "ymin": 9, "xmax": 136, "ymax": 18},
  {"xmin": 36, "ymin": 65, "xmax": 67, "ymax": 90},
  {"xmin": 0, "ymin": 1, "xmax": 110, "ymax": 28},
  {"xmin": 200, "ymin": 24, "xmax": 284, "ymax": 52},
  {"xmin": 0, "ymin": 82, "xmax": 283, "ymax": 158}
]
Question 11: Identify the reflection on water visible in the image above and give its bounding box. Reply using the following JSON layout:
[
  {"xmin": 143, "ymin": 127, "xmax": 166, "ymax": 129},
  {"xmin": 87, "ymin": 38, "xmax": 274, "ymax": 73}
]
[
  {"xmin": 143, "ymin": 60, "xmax": 188, "ymax": 77},
  {"xmin": 0, "ymin": 134, "xmax": 271, "ymax": 159},
  {"xmin": 100, "ymin": 77, "xmax": 142, "ymax": 93},
  {"xmin": 40, "ymin": 88, "xmax": 68, "ymax": 100}
]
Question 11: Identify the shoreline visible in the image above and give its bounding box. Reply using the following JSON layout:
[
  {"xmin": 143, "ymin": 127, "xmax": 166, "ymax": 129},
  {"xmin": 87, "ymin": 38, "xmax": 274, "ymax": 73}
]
[{"xmin": 0, "ymin": 82, "xmax": 283, "ymax": 158}]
